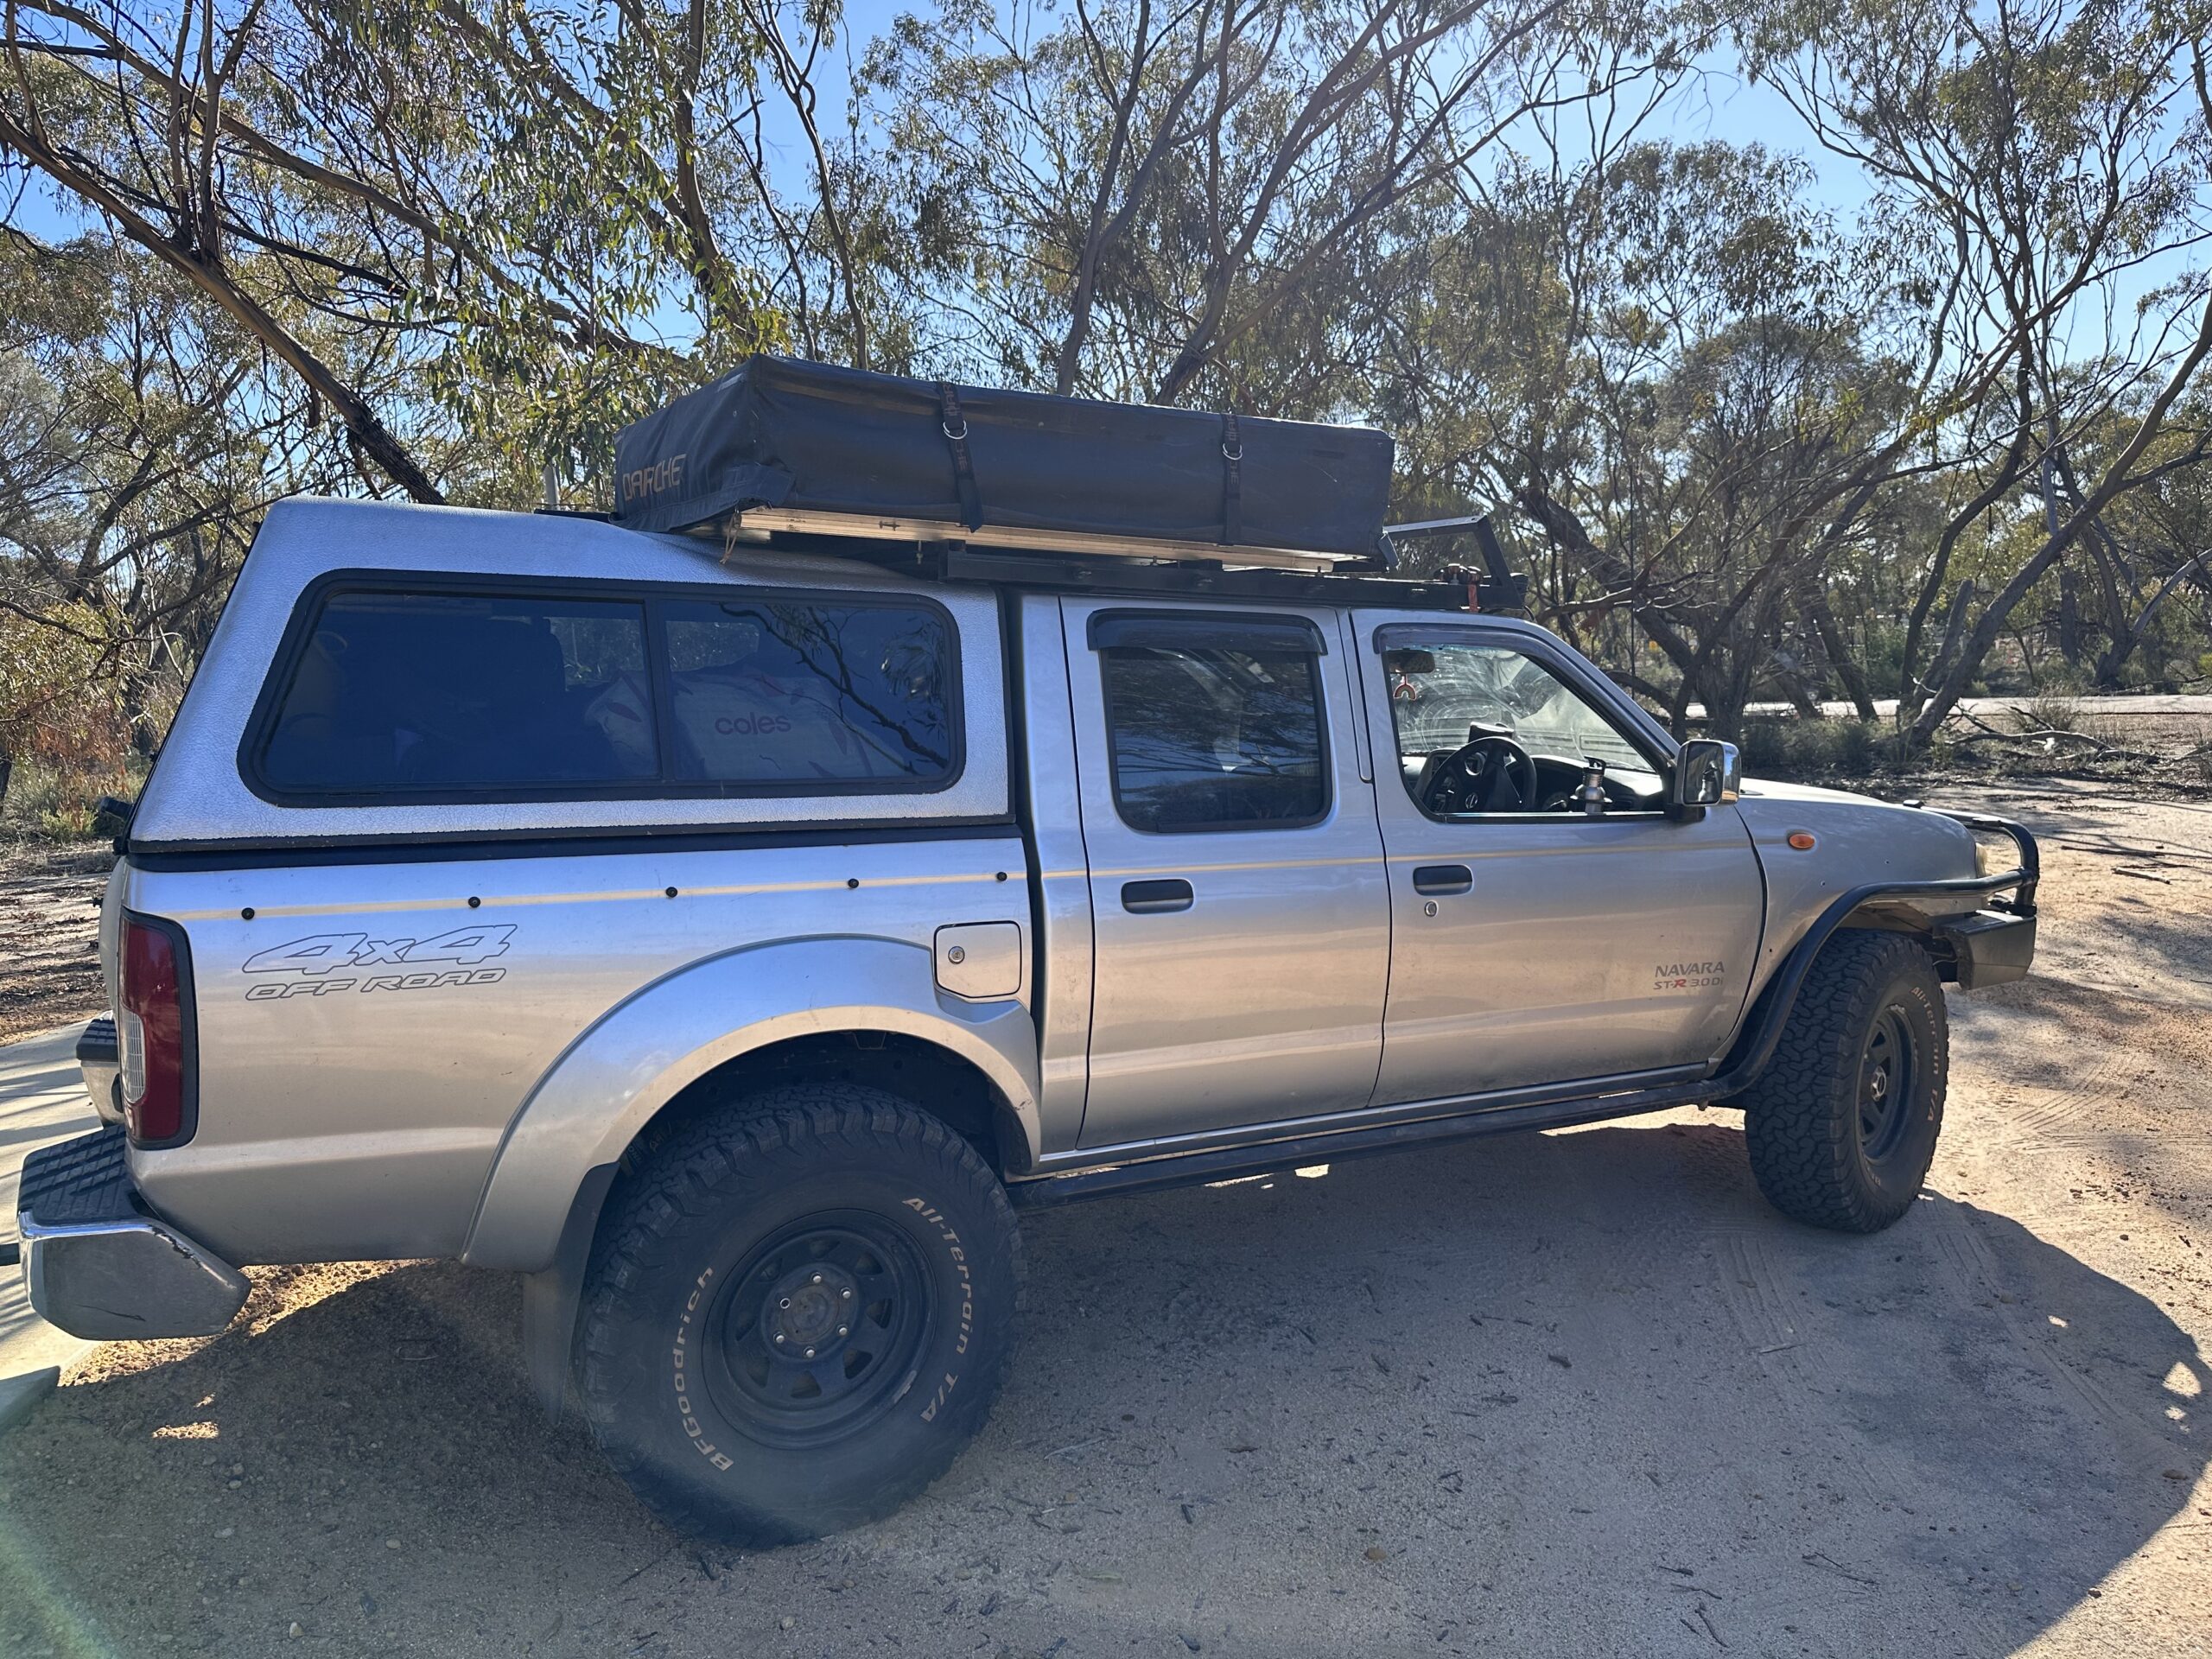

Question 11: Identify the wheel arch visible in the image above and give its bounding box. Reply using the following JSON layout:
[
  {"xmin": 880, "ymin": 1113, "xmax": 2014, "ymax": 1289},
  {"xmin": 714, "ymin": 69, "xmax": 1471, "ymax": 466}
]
[
  {"xmin": 465, "ymin": 934, "xmax": 1041, "ymax": 1277},
  {"xmin": 1721, "ymin": 911, "xmax": 1948, "ymax": 1076},
  {"xmin": 1715, "ymin": 839, "xmax": 2032, "ymax": 1090}
]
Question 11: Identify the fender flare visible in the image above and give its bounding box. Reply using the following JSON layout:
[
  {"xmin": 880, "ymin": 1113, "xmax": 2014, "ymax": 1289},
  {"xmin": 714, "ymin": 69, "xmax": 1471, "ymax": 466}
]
[
  {"xmin": 1716, "ymin": 810, "xmax": 2039, "ymax": 1081},
  {"xmin": 461, "ymin": 934, "xmax": 1041, "ymax": 1275}
]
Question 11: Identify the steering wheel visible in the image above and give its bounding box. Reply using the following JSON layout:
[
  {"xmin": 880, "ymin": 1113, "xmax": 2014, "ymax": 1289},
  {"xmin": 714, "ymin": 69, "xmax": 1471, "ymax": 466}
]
[{"xmin": 1419, "ymin": 733, "xmax": 1539, "ymax": 814}]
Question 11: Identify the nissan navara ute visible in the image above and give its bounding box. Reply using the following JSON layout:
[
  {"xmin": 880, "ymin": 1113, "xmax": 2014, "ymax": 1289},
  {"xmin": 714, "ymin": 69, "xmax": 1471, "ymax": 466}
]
[{"xmin": 18, "ymin": 480, "xmax": 2037, "ymax": 1545}]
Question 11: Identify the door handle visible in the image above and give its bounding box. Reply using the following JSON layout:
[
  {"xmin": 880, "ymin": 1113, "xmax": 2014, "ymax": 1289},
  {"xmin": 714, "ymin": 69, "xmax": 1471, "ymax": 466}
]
[
  {"xmin": 1122, "ymin": 878, "xmax": 1195, "ymax": 914},
  {"xmin": 1412, "ymin": 864, "xmax": 1473, "ymax": 896}
]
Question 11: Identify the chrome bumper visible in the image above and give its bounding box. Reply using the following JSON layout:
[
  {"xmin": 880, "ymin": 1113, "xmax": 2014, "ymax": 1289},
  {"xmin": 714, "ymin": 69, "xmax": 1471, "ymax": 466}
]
[{"xmin": 17, "ymin": 1127, "xmax": 248, "ymax": 1341}]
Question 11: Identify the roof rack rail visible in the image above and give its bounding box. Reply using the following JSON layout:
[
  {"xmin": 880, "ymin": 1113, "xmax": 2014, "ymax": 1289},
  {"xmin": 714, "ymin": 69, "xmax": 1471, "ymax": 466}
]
[
  {"xmin": 928, "ymin": 543, "xmax": 1467, "ymax": 607},
  {"xmin": 721, "ymin": 505, "xmax": 1385, "ymax": 575},
  {"xmin": 682, "ymin": 499, "xmax": 1535, "ymax": 614},
  {"xmin": 741, "ymin": 534, "xmax": 1477, "ymax": 610}
]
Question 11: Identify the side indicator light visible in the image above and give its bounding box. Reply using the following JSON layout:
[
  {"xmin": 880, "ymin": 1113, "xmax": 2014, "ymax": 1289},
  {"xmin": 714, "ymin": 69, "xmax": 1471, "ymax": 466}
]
[{"xmin": 1787, "ymin": 831, "xmax": 1817, "ymax": 851}]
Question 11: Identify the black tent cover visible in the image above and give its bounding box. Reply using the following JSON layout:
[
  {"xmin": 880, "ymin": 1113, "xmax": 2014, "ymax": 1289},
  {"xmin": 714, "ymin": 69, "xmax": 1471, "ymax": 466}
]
[{"xmin": 611, "ymin": 355, "xmax": 1395, "ymax": 559}]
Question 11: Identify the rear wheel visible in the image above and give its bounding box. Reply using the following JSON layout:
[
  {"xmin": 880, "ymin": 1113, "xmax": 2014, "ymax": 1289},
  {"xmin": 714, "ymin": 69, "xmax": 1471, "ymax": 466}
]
[
  {"xmin": 1739, "ymin": 930, "xmax": 1948, "ymax": 1232},
  {"xmin": 575, "ymin": 1084, "xmax": 1021, "ymax": 1542}
]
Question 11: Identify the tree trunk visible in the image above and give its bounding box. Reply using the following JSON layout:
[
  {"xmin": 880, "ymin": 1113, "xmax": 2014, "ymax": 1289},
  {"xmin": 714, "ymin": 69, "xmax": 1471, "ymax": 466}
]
[
  {"xmin": 1910, "ymin": 551, "xmax": 2063, "ymax": 749},
  {"xmin": 1907, "ymin": 283, "xmax": 2212, "ymax": 751},
  {"xmin": 1681, "ymin": 660, "xmax": 1748, "ymax": 744},
  {"xmin": 1807, "ymin": 597, "xmax": 1878, "ymax": 721},
  {"xmin": 119, "ymin": 666, "xmax": 159, "ymax": 761},
  {"xmin": 1916, "ymin": 580, "xmax": 1976, "ymax": 728},
  {"xmin": 2057, "ymin": 569, "xmax": 2082, "ymax": 666}
]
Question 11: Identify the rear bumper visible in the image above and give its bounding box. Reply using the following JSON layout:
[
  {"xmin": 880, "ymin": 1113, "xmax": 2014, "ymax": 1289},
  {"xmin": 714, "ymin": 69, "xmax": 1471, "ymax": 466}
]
[
  {"xmin": 16, "ymin": 1127, "xmax": 248, "ymax": 1341},
  {"xmin": 76, "ymin": 1015, "xmax": 122, "ymax": 1125}
]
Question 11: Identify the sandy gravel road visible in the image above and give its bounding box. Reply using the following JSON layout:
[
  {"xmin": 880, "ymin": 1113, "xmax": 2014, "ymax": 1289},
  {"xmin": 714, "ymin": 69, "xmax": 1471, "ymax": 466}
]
[
  {"xmin": 1, "ymin": 783, "xmax": 2207, "ymax": 1659},
  {"xmin": 0, "ymin": 842, "xmax": 108, "ymax": 1046}
]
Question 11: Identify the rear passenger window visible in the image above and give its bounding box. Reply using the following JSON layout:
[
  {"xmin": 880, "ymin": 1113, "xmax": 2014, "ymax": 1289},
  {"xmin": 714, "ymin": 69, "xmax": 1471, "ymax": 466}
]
[
  {"xmin": 252, "ymin": 583, "xmax": 960, "ymax": 800},
  {"xmin": 258, "ymin": 592, "xmax": 653, "ymax": 794},
  {"xmin": 659, "ymin": 599, "xmax": 954, "ymax": 785},
  {"xmin": 1096, "ymin": 618, "xmax": 1329, "ymax": 833}
]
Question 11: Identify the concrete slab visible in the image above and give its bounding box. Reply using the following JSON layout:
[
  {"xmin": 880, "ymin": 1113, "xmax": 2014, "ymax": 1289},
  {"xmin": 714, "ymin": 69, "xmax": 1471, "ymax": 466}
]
[{"xmin": 0, "ymin": 1021, "xmax": 99, "ymax": 1433}]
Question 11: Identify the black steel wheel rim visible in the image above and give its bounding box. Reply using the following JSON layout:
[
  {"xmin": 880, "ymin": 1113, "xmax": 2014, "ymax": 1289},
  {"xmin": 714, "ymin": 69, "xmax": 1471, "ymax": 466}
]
[
  {"xmin": 703, "ymin": 1211, "xmax": 933, "ymax": 1449},
  {"xmin": 1857, "ymin": 1005, "xmax": 1917, "ymax": 1163}
]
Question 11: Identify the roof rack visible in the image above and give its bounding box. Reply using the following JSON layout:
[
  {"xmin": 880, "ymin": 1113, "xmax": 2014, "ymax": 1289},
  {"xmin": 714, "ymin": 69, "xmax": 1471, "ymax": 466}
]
[
  {"xmin": 722, "ymin": 505, "xmax": 1383, "ymax": 576},
  {"xmin": 1381, "ymin": 514, "xmax": 1530, "ymax": 614},
  {"xmin": 845, "ymin": 541, "xmax": 1478, "ymax": 609},
  {"xmin": 710, "ymin": 530, "xmax": 1520, "ymax": 614}
]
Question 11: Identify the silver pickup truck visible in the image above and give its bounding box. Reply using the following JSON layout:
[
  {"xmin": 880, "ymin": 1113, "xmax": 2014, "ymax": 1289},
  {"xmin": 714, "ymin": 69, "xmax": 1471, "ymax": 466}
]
[{"xmin": 18, "ymin": 496, "xmax": 2037, "ymax": 1543}]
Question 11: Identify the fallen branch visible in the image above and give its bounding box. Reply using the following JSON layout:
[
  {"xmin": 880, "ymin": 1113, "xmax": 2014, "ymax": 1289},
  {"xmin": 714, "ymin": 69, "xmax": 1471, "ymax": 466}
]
[{"xmin": 1948, "ymin": 709, "xmax": 2164, "ymax": 763}]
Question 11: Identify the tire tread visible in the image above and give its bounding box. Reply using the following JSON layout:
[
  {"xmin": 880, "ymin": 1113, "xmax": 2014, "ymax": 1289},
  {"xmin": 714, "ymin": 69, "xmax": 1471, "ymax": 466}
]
[
  {"xmin": 574, "ymin": 1084, "xmax": 1022, "ymax": 1541},
  {"xmin": 1739, "ymin": 929, "xmax": 1947, "ymax": 1233}
]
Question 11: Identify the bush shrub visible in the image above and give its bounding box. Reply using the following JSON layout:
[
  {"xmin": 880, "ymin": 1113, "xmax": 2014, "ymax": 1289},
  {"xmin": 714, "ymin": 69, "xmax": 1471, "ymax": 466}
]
[
  {"xmin": 1735, "ymin": 717, "xmax": 1889, "ymax": 781},
  {"xmin": 0, "ymin": 758, "xmax": 141, "ymax": 842}
]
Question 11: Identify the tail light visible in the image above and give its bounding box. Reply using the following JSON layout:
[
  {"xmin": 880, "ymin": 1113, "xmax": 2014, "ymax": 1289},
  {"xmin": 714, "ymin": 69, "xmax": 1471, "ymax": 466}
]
[{"xmin": 120, "ymin": 912, "xmax": 196, "ymax": 1147}]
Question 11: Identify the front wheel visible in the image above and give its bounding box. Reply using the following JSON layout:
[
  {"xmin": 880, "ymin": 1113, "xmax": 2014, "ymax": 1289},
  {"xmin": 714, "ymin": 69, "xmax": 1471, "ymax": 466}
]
[
  {"xmin": 1739, "ymin": 930, "xmax": 1948, "ymax": 1232},
  {"xmin": 575, "ymin": 1085, "xmax": 1022, "ymax": 1543}
]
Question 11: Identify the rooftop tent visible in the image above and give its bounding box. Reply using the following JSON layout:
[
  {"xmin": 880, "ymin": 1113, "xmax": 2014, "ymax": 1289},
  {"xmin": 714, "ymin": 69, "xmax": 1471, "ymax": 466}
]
[{"xmin": 609, "ymin": 355, "xmax": 1395, "ymax": 571}]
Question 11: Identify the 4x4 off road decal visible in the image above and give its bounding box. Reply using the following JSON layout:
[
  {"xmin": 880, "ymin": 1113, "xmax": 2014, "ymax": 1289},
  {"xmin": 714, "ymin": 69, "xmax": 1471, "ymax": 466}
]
[{"xmin": 240, "ymin": 924, "xmax": 515, "ymax": 1000}]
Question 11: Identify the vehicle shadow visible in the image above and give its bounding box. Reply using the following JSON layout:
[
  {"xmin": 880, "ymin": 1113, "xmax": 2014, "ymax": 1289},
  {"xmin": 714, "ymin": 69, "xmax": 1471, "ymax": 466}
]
[{"xmin": 0, "ymin": 1120, "xmax": 2202, "ymax": 1658}]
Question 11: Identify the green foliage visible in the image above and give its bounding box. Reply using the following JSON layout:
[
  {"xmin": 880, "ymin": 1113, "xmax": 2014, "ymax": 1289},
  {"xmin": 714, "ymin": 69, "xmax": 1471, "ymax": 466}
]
[
  {"xmin": 0, "ymin": 603, "xmax": 122, "ymax": 757},
  {"xmin": 1737, "ymin": 717, "xmax": 1888, "ymax": 779},
  {"xmin": 0, "ymin": 756, "xmax": 144, "ymax": 840}
]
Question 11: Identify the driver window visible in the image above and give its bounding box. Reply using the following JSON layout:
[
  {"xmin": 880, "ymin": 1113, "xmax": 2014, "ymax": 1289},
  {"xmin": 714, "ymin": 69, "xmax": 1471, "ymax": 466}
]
[{"xmin": 1379, "ymin": 638, "xmax": 1662, "ymax": 817}]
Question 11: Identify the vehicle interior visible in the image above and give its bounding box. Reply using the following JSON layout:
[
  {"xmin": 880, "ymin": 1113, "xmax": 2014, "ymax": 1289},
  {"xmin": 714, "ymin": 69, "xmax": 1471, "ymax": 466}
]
[
  {"xmin": 260, "ymin": 597, "xmax": 644, "ymax": 791},
  {"xmin": 1381, "ymin": 645, "xmax": 1665, "ymax": 817}
]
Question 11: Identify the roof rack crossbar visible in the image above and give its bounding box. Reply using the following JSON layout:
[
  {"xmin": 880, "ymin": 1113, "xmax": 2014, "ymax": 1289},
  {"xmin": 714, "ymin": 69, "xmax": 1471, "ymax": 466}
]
[
  {"xmin": 1381, "ymin": 512, "xmax": 1530, "ymax": 615},
  {"xmin": 818, "ymin": 540, "xmax": 1473, "ymax": 610}
]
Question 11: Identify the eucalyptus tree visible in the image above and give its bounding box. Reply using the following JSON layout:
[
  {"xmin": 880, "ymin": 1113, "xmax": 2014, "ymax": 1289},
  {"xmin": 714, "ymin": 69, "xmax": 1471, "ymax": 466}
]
[
  {"xmin": 0, "ymin": 226, "xmax": 312, "ymax": 772},
  {"xmin": 864, "ymin": 0, "xmax": 1678, "ymax": 408},
  {"xmin": 1741, "ymin": 0, "xmax": 2212, "ymax": 741},
  {"xmin": 0, "ymin": 0, "xmax": 885, "ymax": 505},
  {"xmin": 1370, "ymin": 129, "xmax": 1921, "ymax": 737}
]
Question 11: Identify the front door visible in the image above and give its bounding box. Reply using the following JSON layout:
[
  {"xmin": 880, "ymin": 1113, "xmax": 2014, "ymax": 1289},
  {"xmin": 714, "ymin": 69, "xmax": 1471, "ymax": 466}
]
[
  {"xmin": 1355, "ymin": 615, "xmax": 1764, "ymax": 1104},
  {"xmin": 1063, "ymin": 599, "xmax": 1390, "ymax": 1146}
]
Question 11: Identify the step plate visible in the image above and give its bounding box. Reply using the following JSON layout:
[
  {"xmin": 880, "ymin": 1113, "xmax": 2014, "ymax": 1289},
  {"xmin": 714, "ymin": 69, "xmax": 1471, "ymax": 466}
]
[{"xmin": 17, "ymin": 1128, "xmax": 250, "ymax": 1342}]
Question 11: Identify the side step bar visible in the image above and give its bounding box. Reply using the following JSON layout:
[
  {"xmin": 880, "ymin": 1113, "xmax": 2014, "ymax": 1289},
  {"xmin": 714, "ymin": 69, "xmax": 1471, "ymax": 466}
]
[{"xmin": 1007, "ymin": 1089, "xmax": 1695, "ymax": 1210}]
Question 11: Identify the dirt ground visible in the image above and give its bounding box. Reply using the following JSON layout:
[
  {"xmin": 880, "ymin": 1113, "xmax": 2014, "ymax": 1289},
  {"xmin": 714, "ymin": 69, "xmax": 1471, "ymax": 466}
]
[
  {"xmin": 0, "ymin": 839, "xmax": 111, "ymax": 1044},
  {"xmin": 2, "ymin": 782, "xmax": 2209, "ymax": 1658}
]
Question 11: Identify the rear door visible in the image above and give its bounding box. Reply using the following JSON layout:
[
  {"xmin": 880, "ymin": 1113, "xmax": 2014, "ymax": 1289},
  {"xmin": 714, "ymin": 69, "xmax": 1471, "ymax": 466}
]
[
  {"xmin": 1061, "ymin": 599, "xmax": 1389, "ymax": 1146},
  {"xmin": 1355, "ymin": 614, "xmax": 1764, "ymax": 1104}
]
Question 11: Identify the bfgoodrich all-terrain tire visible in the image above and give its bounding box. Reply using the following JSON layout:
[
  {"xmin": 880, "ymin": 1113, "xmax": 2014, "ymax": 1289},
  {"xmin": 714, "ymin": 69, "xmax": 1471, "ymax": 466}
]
[
  {"xmin": 575, "ymin": 1085, "xmax": 1022, "ymax": 1543},
  {"xmin": 1739, "ymin": 929, "xmax": 1948, "ymax": 1233}
]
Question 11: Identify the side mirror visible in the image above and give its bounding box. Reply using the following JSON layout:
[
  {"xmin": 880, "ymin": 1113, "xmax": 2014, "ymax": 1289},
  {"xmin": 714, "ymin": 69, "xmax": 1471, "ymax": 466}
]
[{"xmin": 1670, "ymin": 739, "xmax": 1740, "ymax": 812}]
